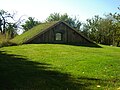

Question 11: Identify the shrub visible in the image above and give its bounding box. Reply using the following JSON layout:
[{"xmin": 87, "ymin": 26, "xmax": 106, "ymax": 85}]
[{"xmin": 0, "ymin": 34, "xmax": 12, "ymax": 47}]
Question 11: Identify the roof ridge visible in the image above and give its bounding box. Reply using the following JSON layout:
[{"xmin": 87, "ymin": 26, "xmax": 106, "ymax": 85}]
[
  {"xmin": 11, "ymin": 20, "xmax": 97, "ymax": 46},
  {"xmin": 25, "ymin": 21, "xmax": 61, "ymax": 43}
]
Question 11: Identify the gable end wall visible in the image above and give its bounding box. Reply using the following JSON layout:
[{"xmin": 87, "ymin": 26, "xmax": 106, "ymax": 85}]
[{"xmin": 27, "ymin": 22, "xmax": 92, "ymax": 45}]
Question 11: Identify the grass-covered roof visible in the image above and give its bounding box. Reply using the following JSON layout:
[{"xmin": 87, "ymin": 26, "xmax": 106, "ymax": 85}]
[
  {"xmin": 11, "ymin": 21, "xmax": 59, "ymax": 44},
  {"xmin": 11, "ymin": 21, "xmax": 97, "ymax": 46}
]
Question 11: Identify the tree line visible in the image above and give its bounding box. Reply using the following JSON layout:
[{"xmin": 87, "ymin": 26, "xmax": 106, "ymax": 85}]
[
  {"xmin": 82, "ymin": 13, "xmax": 120, "ymax": 46},
  {"xmin": 0, "ymin": 7, "xmax": 120, "ymax": 46}
]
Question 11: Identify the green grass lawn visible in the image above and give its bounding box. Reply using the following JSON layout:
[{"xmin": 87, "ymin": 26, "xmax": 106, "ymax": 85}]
[{"xmin": 0, "ymin": 44, "xmax": 120, "ymax": 90}]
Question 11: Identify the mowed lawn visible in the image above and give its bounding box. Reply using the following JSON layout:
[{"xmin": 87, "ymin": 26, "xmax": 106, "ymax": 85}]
[{"xmin": 0, "ymin": 44, "xmax": 120, "ymax": 90}]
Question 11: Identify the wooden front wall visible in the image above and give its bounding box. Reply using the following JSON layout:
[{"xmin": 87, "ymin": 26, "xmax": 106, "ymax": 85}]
[{"xmin": 27, "ymin": 22, "xmax": 91, "ymax": 45}]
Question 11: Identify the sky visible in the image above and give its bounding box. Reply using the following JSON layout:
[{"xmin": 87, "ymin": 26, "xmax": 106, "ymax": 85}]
[{"xmin": 0, "ymin": 0, "xmax": 120, "ymax": 22}]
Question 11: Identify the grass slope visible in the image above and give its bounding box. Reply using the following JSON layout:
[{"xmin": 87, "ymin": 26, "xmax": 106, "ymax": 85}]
[
  {"xmin": 11, "ymin": 21, "xmax": 58, "ymax": 44},
  {"xmin": 0, "ymin": 44, "xmax": 120, "ymax": 90}
]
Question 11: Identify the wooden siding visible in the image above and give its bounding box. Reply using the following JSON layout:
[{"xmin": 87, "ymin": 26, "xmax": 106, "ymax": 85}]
[{"xmin": 27, "ymin": 22, "xmax": 92, "ymax": 45}]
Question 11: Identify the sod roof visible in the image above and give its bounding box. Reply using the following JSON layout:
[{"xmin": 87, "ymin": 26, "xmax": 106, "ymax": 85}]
[
  {"xmin": 11, "ymin": 21, "xmax": 59, "ymax": 44},
  {"xmin": 11, "ymin": 21, "xmax": 96, "ymax": 46}
]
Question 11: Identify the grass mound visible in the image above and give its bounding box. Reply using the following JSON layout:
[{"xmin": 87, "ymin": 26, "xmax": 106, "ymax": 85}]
[
  {"xmin": 0, "ymin": 44, "xmax": 120, "ymax": 89},
  {"xmin": 10, "ymin": 21, "xmax": 58, "ymax": 44}
]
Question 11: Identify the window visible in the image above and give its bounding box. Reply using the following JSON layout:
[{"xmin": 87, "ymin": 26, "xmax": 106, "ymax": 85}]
[{"xmin": 55, "ymin": 33, "xmax": 62, "ymax": 40}]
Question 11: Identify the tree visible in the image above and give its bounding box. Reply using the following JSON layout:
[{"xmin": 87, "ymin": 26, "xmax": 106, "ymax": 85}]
[
  {"xmin": 46, "ymin": 13, "xmax": 61, "ymax": 22},
  {"xmin": 82, "ymin": 15, "xmax": 113, "ymax": 45},
  {"xmin": 0, "ymin": 10, "xmax": 13, "ymax": 34},
  {"xmin": 5, "ymin": 23, "xmax": 18, "ymax": 38},
  {"xmin": 22, "ymin": 17, "xmax": 40, "ymax": 32},
  {"xmin": 109, "ymin": 12, "xmax": 120, "ymax": 46},
  {"xmin": 97, "ymin": 18, "xmax": 113, "ymax": 45},
  {"xmin": 82, "ymin": 23, "xmax": 91, "ymax": 38},
  {"xmin": 46, "ymin": 13, "xmax": 82, "ymax": 30},
  {"xmin": 0, "ymin": 18, "xmax": 2, "ymax": 33},
  {"xmin": 82, "ymin": 15, "xmax": 102, "ymax": 42},
  {"xmin": 0, "ymin": 10, "xmax": 23, "ymax": 38},
  {"xmin": 81, "ymin": 6, "xmax": 120, "ymax": 46}
]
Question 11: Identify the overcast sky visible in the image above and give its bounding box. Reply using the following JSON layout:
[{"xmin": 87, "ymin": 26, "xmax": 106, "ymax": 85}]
[{"xmin": 0, "ymin": 0, "xmax": 120, "ymax": 22}]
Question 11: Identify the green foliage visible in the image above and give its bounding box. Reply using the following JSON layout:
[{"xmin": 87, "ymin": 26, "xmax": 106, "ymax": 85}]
[
  {"xmin": 83, "ymin": 15, "xmax": 102, "ymax": 42},
  {"xmin": 0, "ymin": 34, "xmax": 12, "ymax": 47},
  {"xmin": 46, "ymin": 13, "xmax": 61, "ymax": 21},
  {"xmin": 110, "ymin": 12, "xmax": 120, "ymax": 46},
  {"xmin": 0, "ymin": 44, "xmax": 120, "ymax": 89},
  {"xmin": 46, "ymin": 13, "xmax": 82, "ymax": 30},
  {"xmin": 82, "ymin": 13, "xmax": 120, "ymax": 46},
  {"xmin": 5, "ymin": 23, "xmax": 18, "ymax": 38},
  {"xmin": 22, "ymin": 17, "xmax": 40, "ymax": 32},
  {"xmin": 0, "ymin": 9, "xmax": 20, "ymax": 38}
]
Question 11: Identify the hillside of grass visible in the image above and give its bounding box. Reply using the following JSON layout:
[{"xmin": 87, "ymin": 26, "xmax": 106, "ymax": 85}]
[
  {"xmin": 0, "ymin": 44, "xmax": 120, "ymax": 89},
  {"xmin": 10, "ymin": 21, "xmax": 58, "ymax": 44}
]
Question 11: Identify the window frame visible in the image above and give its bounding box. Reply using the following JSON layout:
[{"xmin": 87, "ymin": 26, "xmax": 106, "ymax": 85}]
[{"xmin": 55, "ymin": 32, "xmax": 62, "ymax": 41}]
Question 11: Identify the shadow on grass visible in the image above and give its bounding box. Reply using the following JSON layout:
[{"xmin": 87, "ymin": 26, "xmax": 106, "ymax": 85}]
[
  {"xmin": 0, "ymin": 51, "xmax": 115, "ymax": 90},
  {"xmin": 77, "ymin": 77, "xmax": 119, "ymax": 90},
  {"xmin": 0, "ymin": 51, "xmax": 89, "ymax": 90}
]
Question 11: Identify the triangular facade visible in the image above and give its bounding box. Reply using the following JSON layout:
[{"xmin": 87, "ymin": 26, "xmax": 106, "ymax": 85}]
[{"xmin": 11, "ymin": 21, "xmax": 98, "ymax": 46}]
